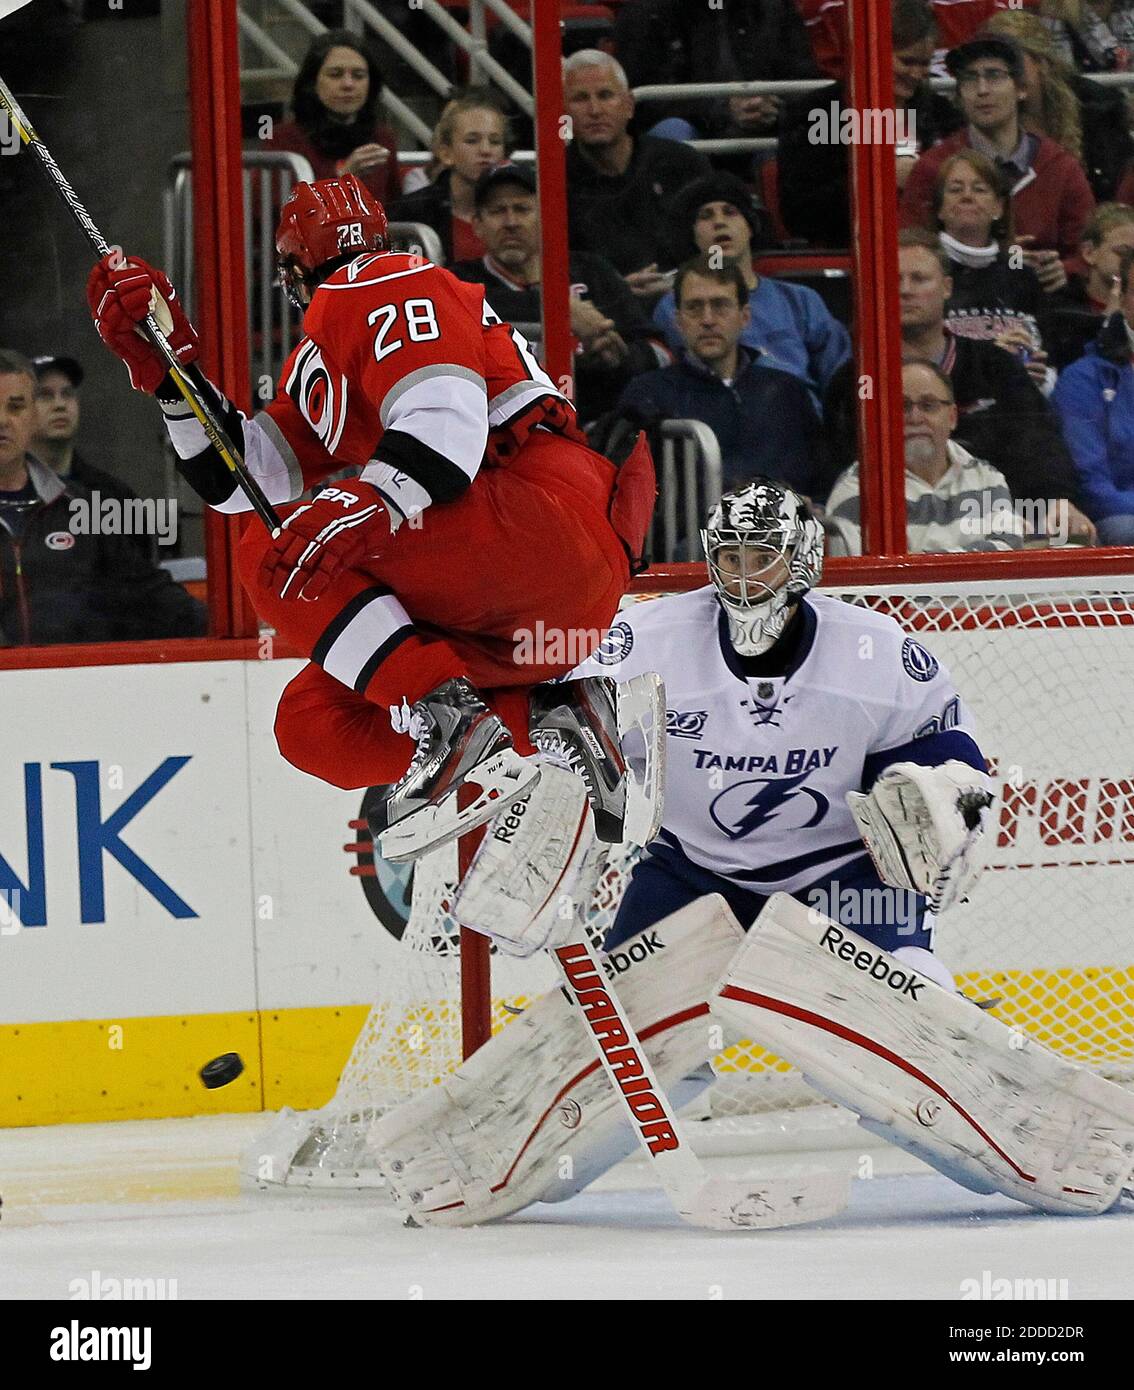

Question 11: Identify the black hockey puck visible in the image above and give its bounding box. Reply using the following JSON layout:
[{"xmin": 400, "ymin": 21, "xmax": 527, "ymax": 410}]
[{"xmin": 199, "ymin": 1052, "xmax": 244, "ymax": 1089}]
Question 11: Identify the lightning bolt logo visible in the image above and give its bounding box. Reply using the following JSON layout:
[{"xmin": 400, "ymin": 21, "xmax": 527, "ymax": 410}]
[{"xmin": 710, "ymin": 773, "xmax": 829, "ymax": 840}]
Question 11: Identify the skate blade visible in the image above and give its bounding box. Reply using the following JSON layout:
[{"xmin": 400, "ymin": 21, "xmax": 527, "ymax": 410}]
[
  {"xmin": 618, "ymin": 672, "xmax": 666, "ymax": 847},
  {"xmin": 377, "ymin": 750, "xmax": 541, "ymax": 864}
]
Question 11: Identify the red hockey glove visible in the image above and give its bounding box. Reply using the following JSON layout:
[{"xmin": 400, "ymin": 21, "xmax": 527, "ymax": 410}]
[
  {"xmin": 86, "ymin": 254, "xmax": 199, "ymax": 393},
  {"xmin": 260, "ymin": 481, "xmax": 394, "ymax": 602}
]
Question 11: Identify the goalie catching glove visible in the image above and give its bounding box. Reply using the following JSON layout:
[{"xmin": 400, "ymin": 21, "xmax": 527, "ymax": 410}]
[
  {"xmin": 87, "ymin": 254, "xmax": 199, "ymax": 393},
  {"xmin": 846, "ymin": 759, "xmax": 994, "ymax": 914},
  {"xmin": 259, "ymin": 480, "xmax": 398, "ymax": 601}
]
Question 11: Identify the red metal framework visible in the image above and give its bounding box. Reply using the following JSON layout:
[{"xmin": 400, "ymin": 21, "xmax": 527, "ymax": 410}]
[{"xmin": 188, "ymin": 0, "xmax": 256, "ymax": 640}]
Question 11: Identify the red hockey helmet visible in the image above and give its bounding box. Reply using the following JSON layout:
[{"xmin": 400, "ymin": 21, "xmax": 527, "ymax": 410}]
[{"xmin": 275, "ymin": 173, "xmax": 389, "ymax": 306}]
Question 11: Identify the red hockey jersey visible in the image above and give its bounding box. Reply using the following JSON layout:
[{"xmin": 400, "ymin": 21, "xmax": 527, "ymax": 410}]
[{"xmin": 212, "ymin": 252, "xmax": 573, "ymax": 520}]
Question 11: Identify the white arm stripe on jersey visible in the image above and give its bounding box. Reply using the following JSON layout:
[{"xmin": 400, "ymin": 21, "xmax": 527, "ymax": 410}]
[
  {"xmin": 380, "ymin": 372, "xmax": 489, "ymax": 487},
  {"xmin": 208, "ymin": 414, "xmax": 306, "ymax": 514},
  {"xmin": 378, "ymin": 362, "xmax": 487, "ymax": 429}
]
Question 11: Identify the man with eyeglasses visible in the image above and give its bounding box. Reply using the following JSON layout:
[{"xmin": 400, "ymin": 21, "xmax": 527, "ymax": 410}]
[
  {"xmin": 614, "ymin": 255, "xmax": 821, "ymax": 495},
  {"xmin": 901, "ymin": 34, "xmax": 1095, "ymax": 281},
  {"xmin": 825, "ymin": 359, "xmax": 1025, "ymax": 554}
]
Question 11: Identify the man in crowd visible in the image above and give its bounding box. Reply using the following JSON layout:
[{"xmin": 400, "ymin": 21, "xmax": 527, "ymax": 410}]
[
  {"xmin": 0, "ymin": 350, "xmax": 205, "ymax": 646},
  {"xmin": 825, "ymin": 359, "xmax": 1025, "ymax": 555},
  {"xmin": 823, "ymin": 232, "xmax": 1094, "ymax": 542},
  {"xmin": 450, "ymin": 162, "xmax": 670, "ymax": 425},
  {"xmin": 655, "ymin": 171, "xmax": 850, "ymax": 404},
  {"xmin": 616, "ymin": 256, "xmax": 821, "ymax": 495},
  {"xmin": 779, "ymin": 0, "xmax": 962, "ymax": 248},
  {"xmin": 901, "ymin": 34, "xmax": 1095, "ymax": 280},
  {"xmin": 31, "ymin": 353, "xmax": 153, "ymax": 558},
  {"xmin": 563, "ymin": 49, "xmax": 710, "ymax": 301}
]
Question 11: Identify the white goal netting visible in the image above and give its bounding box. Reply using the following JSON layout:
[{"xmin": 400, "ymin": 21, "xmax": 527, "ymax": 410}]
[{"xmin": 247, "ymin": 573, "xmax": 1134, "ymax": 1188}]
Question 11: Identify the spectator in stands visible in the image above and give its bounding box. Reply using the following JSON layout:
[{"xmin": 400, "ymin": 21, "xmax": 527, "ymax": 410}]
[
  {"xmin": 825, "ymin": 360, "xmax": 1025, "ymax": 555},
  {"xmin": 900, "ymin": 35, "xmax": 1095, "ymax": 280},
  {"xmin": 1047, "ymin": 202, "xmax": 1134, "ymax": 368},
  {"xmin": 615, "ymin": 256, "xmax": 822, "ymax": 493},
  {"xmin": 562, "ymin": 51, "xmax": 710, "ymax": 300},
  {"xmin": 652, "ymin": 172, "xmax": 850, "ymax": 403},
  {"xmin": 265, "ymin": 30, "xmax": 400, "ymax": 203},
  {"xmin": 932, "ymin": 152, "xmax": 1053, "ymax": 392},
  {"xmin": 390, "ymin": 89, "xmax": 510, "ymax": 264},
  {"xmin": 612, "ymin": 0, "xmax": 819, "ymax": 155},
  {"xmin": 778, "ymin": 0, "xmax": 962, "ymax": 248},
  {"xmin": 0, "ymin": 351, "xmax": 205, "ymax": 646},
  {"xmin": 31, "ymin": 354, "xmax": 153, "ymax": 557},
  {"xmin": 450, "ymin": 162, "xmax": 670, "ymax": 425},
  {"xmin": 983, "ymin": 10, "xmax": 1134, "ymax": 203},
  {"xmin": 1052, "ymin": 247, "xmax": 1134, "ymax": 544},
  {"xmin": 822, "ymin": 231, "xmax": 1095, "ymax": 539}
]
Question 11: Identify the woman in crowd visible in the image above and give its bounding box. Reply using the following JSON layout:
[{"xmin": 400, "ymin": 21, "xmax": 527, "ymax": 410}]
[
  {"xmin": 933, "ymin": 149, "xmax": 1053, "ymax": 392},
  {"xmin": 390, "ymin": 89, "xmax": 510, "ymax": 264},
  {"xmin": 266, "ymin": 29, "xmax": 401, "ymax": 202}
]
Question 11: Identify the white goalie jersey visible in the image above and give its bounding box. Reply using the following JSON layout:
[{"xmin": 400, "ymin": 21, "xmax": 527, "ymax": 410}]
[{"xmin": 571, "ymin": 585, "xmax": 987, "ymax": 895}]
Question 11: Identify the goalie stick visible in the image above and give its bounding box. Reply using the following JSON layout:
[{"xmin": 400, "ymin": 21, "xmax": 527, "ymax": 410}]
[
  {"xmin": 0, "ymin": 0, "xmax": 282, "ymax": 536},
  {"xmin": 549, "ymin": 923, "xmax": 850, "ymax": 1231}
]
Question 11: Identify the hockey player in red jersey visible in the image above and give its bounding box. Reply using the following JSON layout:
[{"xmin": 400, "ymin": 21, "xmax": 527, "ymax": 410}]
[{"xmin": 87, "ymin": 174, "xmax": 653, "ymax": 854}]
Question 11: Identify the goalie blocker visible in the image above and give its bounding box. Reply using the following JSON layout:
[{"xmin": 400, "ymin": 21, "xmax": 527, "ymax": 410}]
[{"xmin": 713, "ymin": 894, "xmax": 1134, "ymax": 1216}]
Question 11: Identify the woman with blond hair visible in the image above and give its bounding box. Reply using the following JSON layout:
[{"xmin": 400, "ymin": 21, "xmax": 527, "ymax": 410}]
[
  {"xmin": 983, "ymin": 9, "xmax": 1134, "ymax": 200},
  {"xmin": 390, "ymin": 89, "xmax": 511, "ymax": 264},
  {"xmin": 932, "ymin": 149, "xmax": 1053, "ymax": 392}
]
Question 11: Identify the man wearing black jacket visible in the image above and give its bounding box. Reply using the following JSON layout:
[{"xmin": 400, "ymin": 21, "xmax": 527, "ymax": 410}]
[
  {"xmin": 563, "ymin": 50, "xmax": 710, "ymax": 300},
  {"xmin": 451, "ymin": 163, "xmax": 670, "ymax": 425},
  {"xmin": 777, "ymin": 0, "xmax": 963, "ymax": 248},
  {"xmin": 820, "ymin": 235, "xmax": 1096, "ymax": 543},
  {"xmin": 0, "ymin": 351, "xmax": 205, "ymax": 646},
  {"xmin": 32, "ymin": 353, "xmax": 155, "ymax": 560}
]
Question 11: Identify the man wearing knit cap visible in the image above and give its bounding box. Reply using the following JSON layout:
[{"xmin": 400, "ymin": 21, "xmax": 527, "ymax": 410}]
[{"xmin": 652, "ymin": 171, "xmax": 850, "ymax": 404}]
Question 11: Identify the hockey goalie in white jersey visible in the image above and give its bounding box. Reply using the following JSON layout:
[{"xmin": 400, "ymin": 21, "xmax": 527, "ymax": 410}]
[
  {"xmin": 580, "ymin": 480, "xmax": 990, "ymax": 979},
  {"xmin": 370, "ymin": 480, "xmax": 1134, "ymax": 1226}
]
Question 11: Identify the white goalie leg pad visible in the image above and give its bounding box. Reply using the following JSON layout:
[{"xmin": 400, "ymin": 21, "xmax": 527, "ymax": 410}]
[
  {"xmin": 369, "ymin": 895, "xmax": 744, "ymax": 1226},
  {"xmin": 617, "ymin": 673, "xmax": 665, "ymax": 847},
  {"xmin": 712, "ymin": 894, "xmax": 1134, "ymax": 1215},
  {"xmin": 452, "ymin": 764, "xmax": 596, "ymax": 957}
]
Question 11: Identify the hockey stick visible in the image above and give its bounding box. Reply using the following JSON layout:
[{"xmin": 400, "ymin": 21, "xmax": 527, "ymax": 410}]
[
  {"xmin": 550, "ymin": 924, "xmax": 850, "ymax": 1231},
  {"xmin": 0, "ymin": 32, "xmax": 282, "ymax": 535}
]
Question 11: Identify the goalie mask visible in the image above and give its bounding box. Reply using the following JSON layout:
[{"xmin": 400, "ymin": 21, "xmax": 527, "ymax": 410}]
[
  {"xmin": 275, "ymin": 174, "xmax": 389, "ymax": 309},
  {"xmin": 701, "ymin": 480, "xmax": 824, "ymax": 656}
]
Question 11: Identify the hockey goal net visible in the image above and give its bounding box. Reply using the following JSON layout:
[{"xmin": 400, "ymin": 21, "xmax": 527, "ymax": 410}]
[{"xmin": 248, "ymin": 557, "xmax": 1134, "ymax": 1186}]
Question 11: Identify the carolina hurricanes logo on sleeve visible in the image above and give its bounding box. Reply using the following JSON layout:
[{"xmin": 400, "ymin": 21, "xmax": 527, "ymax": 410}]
[{"xmin": 286, "ymin": 340, "xmax": 349, "ymax": 453}]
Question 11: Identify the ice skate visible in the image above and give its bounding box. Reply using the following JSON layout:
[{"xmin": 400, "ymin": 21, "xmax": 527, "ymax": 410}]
[
  {"xmin": 375, "ymin": 677, "xmax": 540, "ymax": 863},
  {"xmin": 529, "ymin": 676, "xmax": 628, "ymax": 843}
]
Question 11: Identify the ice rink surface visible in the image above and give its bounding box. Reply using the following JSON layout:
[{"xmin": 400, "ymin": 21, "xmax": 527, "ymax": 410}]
[{"xmin": 2, "ymin": 1112, "xmax": 1130, "ymax": 1300}]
